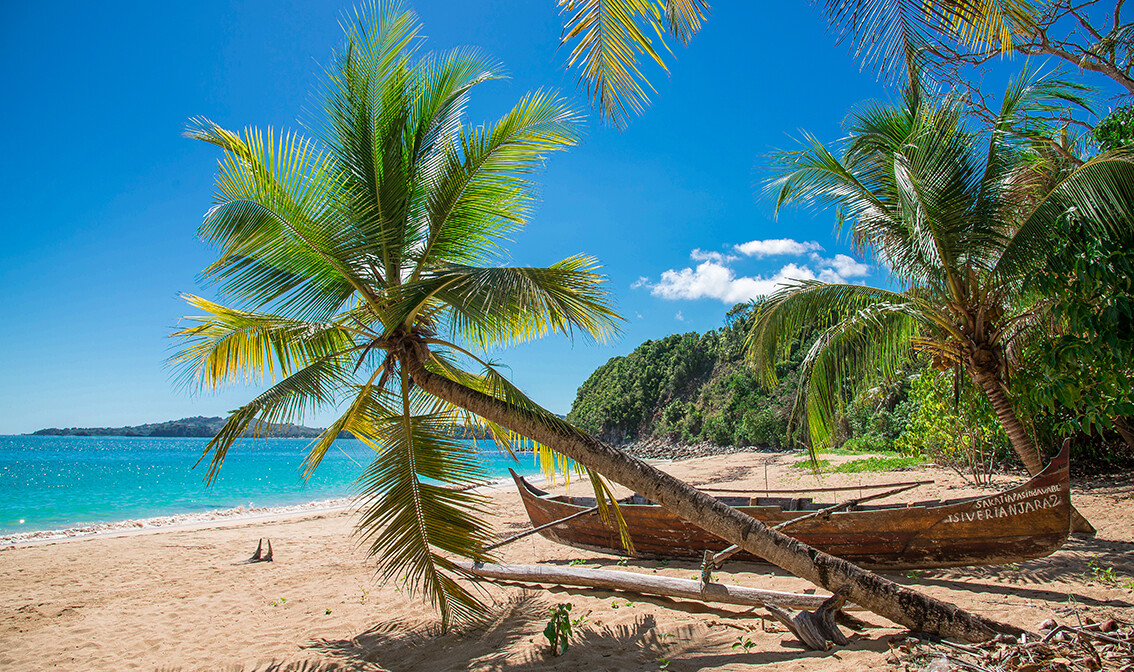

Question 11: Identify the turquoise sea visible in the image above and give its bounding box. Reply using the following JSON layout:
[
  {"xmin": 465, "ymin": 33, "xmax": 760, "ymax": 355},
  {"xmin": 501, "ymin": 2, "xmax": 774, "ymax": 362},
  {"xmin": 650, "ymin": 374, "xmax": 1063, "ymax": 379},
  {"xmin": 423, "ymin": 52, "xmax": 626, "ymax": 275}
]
[{"xmin": 0, "ymin": 435, "xmax": 546, "ymax": 537}]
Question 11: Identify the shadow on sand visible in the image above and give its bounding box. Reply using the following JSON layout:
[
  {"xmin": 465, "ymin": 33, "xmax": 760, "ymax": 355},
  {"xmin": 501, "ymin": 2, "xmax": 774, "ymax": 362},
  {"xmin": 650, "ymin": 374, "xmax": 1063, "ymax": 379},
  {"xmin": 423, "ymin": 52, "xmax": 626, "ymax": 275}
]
[
  {"xmin": 876, "ymin": 536, "xmax": 1134, "ymax": 609},
  {"xmin": 297, "ymin": 591, "xmax": 895, "ymax": 672}
]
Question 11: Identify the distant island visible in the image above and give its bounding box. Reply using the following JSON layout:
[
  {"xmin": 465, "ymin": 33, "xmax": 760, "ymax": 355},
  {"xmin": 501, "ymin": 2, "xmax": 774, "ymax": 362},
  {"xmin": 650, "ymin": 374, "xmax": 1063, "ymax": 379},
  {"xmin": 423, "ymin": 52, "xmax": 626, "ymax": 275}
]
[
  {"xmin": 31, "ymin": 416, "xmax": 326, "ymax": 438},
  {"xmin": 31, "ymin": 416, "xmax": 496, "ymax": 439}
]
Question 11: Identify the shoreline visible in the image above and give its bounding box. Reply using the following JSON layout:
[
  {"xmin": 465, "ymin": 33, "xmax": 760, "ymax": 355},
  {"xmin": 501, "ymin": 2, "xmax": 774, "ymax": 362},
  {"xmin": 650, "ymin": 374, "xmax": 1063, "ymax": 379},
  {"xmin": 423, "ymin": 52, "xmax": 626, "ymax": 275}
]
[
  {"xmin": 2, "ymin": 449, "xmax": 1131, "ymax": 672},
  {"xmin": 0, "ymin": 497, "xmax": 356, "ymax": 547},
  {"xmin": 0, "ymin": 473, "xmax": 548, "ymax": 548}
]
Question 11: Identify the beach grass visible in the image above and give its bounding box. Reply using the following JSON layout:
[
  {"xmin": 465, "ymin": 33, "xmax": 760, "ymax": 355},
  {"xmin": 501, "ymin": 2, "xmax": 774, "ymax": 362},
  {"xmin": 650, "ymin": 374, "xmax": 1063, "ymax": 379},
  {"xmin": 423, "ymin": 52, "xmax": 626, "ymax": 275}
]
[{"xmin": 790, "ymin": 454, "xmax": 927, "ymax": 473}]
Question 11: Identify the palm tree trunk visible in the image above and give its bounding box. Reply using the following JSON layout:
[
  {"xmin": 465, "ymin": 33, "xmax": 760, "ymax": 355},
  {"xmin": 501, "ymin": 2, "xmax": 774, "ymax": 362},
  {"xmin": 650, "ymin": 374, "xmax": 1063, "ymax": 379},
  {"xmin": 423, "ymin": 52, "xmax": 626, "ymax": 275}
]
[
  {"xmin": 403, "ymin": 346, "xmax": 1022, "ymax": 643},
  {"xmin": 972, "ymin": 370, "xmax": 1095, "ymax": 535},
  {"xmin": 1114, "ymin": 417, "xmax": 1134, "ymax": 453}
]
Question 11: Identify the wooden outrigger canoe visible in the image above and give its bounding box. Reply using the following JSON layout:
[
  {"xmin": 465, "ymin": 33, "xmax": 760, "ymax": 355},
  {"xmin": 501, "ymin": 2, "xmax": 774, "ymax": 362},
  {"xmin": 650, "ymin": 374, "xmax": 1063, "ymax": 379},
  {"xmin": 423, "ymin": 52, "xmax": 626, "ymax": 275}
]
[{"xmin": 510, "ymin": 445, "xmax": 1071, "ymax": 569}]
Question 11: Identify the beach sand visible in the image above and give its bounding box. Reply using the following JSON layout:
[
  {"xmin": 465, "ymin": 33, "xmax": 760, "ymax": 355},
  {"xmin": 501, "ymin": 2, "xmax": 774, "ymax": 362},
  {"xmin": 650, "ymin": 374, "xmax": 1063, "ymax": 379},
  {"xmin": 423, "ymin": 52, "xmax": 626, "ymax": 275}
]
[{"xmin": 2, "ymin": 450, "xmax": 1132, "ymax": 671}]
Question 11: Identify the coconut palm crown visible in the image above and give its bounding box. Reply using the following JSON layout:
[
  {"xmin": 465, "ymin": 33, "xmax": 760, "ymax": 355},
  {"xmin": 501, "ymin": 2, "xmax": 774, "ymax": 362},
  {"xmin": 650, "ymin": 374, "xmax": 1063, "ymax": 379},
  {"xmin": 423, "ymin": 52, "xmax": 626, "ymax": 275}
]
[
  {"xmin": 749, "ymin": 67, "xmax": 1134, "ymax": 495},
  {"xmin": 172, "ymin": 3, "xmax": 623, "ymax": 629}
]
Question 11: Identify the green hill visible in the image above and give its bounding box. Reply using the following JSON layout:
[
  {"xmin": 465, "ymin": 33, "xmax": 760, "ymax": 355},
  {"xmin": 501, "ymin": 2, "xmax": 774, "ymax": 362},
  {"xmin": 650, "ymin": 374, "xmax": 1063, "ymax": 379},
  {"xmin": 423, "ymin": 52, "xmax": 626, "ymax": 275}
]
[{"xmin": 566, "ymin": 304, "xmax": 811, "ymax": 449}]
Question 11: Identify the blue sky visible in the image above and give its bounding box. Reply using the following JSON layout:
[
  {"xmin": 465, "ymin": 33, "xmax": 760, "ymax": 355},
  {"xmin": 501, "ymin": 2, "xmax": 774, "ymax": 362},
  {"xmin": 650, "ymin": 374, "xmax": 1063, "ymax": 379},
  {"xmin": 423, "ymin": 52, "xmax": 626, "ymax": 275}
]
[{"xmin": 0, "ymin": 1, "xmax": 1102, "ymax": 434}]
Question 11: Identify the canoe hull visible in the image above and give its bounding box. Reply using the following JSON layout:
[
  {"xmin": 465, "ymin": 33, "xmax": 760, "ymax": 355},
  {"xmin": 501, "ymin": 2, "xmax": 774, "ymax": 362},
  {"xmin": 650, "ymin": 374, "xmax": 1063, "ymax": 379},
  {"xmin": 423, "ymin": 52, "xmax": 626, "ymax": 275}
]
[{"xmin": 511, "ymin": 448, "xmax": 1070, "ymax": 569}]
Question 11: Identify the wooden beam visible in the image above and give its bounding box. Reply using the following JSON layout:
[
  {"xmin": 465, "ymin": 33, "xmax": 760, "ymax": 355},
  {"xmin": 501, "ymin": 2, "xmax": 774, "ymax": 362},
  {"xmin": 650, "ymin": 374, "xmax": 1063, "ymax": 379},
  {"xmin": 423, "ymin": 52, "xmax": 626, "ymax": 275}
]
[
  {"xmin": 455, "ymin": 561, "xmax": 864, "ymax": 611},
  {"xmin": 697, "ymin": 479, "xmax": 933, "ymax": 495}
]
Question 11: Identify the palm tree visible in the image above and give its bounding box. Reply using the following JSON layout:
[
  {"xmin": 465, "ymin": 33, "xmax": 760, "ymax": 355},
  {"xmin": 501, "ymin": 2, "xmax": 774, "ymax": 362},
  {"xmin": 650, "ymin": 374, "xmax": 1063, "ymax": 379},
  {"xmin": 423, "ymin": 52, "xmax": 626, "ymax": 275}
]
[
  {"xmin": 174, "ymin": 4, "xmax": 619, "ymax": 629},
  {"xmin": 749, "ymin": 67, "xmax": 1134, "ymax": 534},
  {"xmin": 175, "ymin": 1, "xmax": 1019, "ymax": 641}
]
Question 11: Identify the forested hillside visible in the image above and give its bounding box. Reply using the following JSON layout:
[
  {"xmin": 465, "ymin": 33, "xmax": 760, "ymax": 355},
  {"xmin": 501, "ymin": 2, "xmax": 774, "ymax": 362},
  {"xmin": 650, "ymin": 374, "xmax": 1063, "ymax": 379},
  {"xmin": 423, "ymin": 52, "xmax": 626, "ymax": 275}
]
[
  {"xmin": 568, "ymin": 292, "xmax": 1134, "ymax": 473},
  {"xmin": 567, "ymin": 304, "xmax": 816, "ymax": 448}
]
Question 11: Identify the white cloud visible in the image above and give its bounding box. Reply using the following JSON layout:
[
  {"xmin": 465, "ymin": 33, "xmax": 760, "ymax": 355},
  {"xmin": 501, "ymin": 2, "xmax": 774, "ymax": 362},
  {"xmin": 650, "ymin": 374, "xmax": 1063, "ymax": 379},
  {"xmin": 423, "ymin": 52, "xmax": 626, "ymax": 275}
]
[
  {"xmin": 818, "ymin": 253, "xmax": 871, "ymax": 278},
  {"xmin": 690, "ymin": 248, "xmax": 737, "ymax": 264},
  {"xmin": 635, "ymin": 246, "xmax": 873, "ymax": 304},
  {"xmin": 649, "ymin": 260, "xmax": 817, "ymax": 304},
  {"xmin": 734, "ymin": 238, "xmax": 823, "ymax": 258},
  {"xmin": 818, "ymin": 268, "xmax": 843, "ymax": 283},
  {"xmin": 675, "ymin": 311, "xmax": 684, "ymax": 321}
]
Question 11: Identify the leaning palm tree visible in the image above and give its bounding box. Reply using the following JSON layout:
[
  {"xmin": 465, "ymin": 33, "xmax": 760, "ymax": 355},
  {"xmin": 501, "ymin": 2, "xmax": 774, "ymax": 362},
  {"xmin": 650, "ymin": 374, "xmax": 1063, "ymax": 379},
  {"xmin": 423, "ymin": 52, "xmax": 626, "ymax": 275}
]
[
  {"xmin": 174, "ymin": 5, "xmax": 623, "ymax": 629},
  {"xmin": 750, "ymin": 67, "xmax": 1134, "ymax": 534},
  {"xmin": 176, "ymin": 1, "xmax": 1023, "ymax": 641}
]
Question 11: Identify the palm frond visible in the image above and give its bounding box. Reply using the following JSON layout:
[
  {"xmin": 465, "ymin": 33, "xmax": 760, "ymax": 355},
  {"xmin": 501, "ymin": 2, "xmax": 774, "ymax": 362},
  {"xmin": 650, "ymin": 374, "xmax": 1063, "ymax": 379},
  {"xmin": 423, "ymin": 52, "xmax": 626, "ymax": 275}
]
[
  {"xmin": 387, "ymin": 258, "xmax": 623, "ymax": 350},
  {"xmin": 412, "ymin": 90, "xmax": 582, "ymax": 275},
  {"xmin": 793, "ymin": 300, "xmax": 920, "ymax": 454},
  {"xmin": 317, "ymin": 4, "xmax": 422, "ymax": 286},
  {"xmin": 185, "ymin": 119, "xmax": 372, "ymax": 319},
  {"xmin": 300, "ymin": 367, "xmax": 388, "ymax": 478},
  {"xmin": 820, "ymin": 0, "xmax": 1038, "ymax": 81},
  {"xmin": 748, "ymin": 281, "xmax": 917, "ymax": 389},
  {"xmin": 558, "ymin": 0, "xmax": 708, "ymax": 126},
  {"xmin": 197, "ymin": 357, "xmax": 350, "ymax": 484},
  {"xmin": 171, "ymin": 294, "xmax": 359, "ymax": 391},
  {"xmin": 994, "ymin": 149, "xmax": 1134, "ymax": 280},
  {"xmin": 351, "ymin": 372, "xmax": 494, "ymax": 631}
]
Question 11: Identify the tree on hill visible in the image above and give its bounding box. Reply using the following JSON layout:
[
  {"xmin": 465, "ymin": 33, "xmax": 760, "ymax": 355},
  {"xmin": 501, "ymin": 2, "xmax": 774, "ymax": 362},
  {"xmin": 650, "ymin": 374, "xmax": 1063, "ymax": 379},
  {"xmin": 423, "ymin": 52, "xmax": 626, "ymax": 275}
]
[
  {"xmin": 175, "ymin": 2, "xmax": 1019, "ymax": 641},
  {"xmin": 748, "ymin": 67, "xmax": 1134, "ymax": 534},
  {"xmin": 567, "ymin": 303, "xmax": 815, "ymax": 448}
]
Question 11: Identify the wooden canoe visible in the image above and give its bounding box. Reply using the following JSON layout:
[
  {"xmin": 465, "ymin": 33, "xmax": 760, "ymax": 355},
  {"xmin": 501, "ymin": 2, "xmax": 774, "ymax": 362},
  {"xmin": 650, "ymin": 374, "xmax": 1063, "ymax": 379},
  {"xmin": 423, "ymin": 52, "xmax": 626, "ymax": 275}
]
[{"xmin": 509, "ymin": 445, "xmax": 1071, "ymax": 569}]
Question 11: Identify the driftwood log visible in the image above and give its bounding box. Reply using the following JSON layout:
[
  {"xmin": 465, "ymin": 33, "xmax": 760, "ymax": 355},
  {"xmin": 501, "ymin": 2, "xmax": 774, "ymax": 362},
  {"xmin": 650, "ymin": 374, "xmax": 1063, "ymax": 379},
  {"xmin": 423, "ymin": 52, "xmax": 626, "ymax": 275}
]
[
  {"xmin": 455, "ymin": 561, "xmax": 864, "ymax": 611},
  {"xmin": 764, "ymin": 586, "xmax": 852, "ymax": 651},
  {"xmin": 246, "ymin": 538, "xmax": 272, "ymax": 563}
]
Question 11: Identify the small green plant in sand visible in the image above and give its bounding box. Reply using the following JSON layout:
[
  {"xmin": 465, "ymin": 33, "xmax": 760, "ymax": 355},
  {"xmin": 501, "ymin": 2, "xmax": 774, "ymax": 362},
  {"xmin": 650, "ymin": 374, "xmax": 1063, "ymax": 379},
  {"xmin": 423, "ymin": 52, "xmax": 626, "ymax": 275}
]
[
  {"xmin": 616, "ymin": 558, "xmax": 629, "ymax": 566},
  {"xmin": 325, "ymin": 608, "xmax": 332, "ymax": 615},
  {"xmin": 270, "ymin": 597, "xmax": 287, "ymax": 607},
  {"xmin": 656, "ymin": 656, "xmax": 671, "ymax": 670},
  {"xmin": 905, "ymin": 570, "xmax": 924, "ymax": 583},
  {"xmin": 733, "ymin": 636, "xmax": 757, "ymax": 652},
  {"xmin": 571, "ymin": 611, "xmax": 590, "ymax": 629},
  {"xmin": 1085, "ymin": 556, "xmax": 1122, "ymax": 585},
  {"xmin": 611, "ymin": 599, "xmax": 634, "ymax": 609},
  {"xmin": 543, "ymin": 603, "xmax": 573, "ymax": 656},
  {"xmin": 569, "ymin": 558, "xmax": 587, "ymax": 566}
]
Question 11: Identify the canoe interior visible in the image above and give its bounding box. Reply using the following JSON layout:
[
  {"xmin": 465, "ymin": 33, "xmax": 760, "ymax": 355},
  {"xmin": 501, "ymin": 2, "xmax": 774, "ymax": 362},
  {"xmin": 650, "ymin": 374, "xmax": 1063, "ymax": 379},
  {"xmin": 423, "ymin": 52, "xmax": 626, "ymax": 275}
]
[{"xmin": 510, "ymin": 446, "xmax": 1071, "ymax": 570}]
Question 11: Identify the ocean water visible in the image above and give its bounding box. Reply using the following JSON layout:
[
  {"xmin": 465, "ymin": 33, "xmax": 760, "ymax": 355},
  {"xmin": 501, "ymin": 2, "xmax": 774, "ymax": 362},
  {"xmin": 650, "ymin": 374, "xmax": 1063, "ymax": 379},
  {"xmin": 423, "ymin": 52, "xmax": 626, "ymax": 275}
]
[{"xmin": 0, "ymin": 435, "xmax": 547, "ymax": 536}]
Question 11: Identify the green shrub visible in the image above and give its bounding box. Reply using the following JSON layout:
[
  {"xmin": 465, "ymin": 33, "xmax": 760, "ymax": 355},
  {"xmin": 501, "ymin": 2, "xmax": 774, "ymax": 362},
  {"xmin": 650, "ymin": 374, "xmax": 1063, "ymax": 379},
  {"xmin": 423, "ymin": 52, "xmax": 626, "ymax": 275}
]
[
  {"xmin": 895, "ymin": 368, "xmax": 1008, "ymax": 483},
  {"xmin": 1093, "ymin": 105, "xmax": 1134, "ymax": 152},
  {"xmin": 702, "ymin": 412, "xmax": 733, "ymax": 446}
]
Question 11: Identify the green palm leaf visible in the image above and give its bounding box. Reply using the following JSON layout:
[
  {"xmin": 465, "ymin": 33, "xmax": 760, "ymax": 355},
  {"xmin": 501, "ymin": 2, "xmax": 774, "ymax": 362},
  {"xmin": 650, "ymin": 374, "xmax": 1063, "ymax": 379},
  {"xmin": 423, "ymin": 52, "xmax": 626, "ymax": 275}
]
[
  {"xmin": 350, "ymin": 380, "xmax": 495, "ymax": 631},
  {"xmin": 820, "ymin": 0, "xmax": 1038, "ymax": 80},
  {"xmin": 384, "ymin": 258, "xmax": 622, "ymax": 350},
  {"xmin": 171, "ymin": 294, "xmax": 359, "ymax": 390},
  {"xmin": 557, "ymin": 0, "xmax": 708, "ymax": 126}
]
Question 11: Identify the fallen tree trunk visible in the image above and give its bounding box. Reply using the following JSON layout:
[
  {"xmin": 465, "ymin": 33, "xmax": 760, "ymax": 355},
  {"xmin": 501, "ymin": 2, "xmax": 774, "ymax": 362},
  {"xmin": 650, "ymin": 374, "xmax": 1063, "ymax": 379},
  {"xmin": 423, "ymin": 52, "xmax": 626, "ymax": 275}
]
[
  {"xmin": 455, "ymin": 560, "xmax": 864, "ymax": 611},
  {"xmin": 406, "ymin": 343, "xmax": 1026, "ymax": 642}
]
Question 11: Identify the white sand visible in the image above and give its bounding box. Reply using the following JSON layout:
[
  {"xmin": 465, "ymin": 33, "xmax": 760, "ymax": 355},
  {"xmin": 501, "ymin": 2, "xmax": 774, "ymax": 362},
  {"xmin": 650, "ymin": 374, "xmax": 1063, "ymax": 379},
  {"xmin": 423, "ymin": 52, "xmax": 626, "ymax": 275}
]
[{"xmin": 1, "ymin": 451, "xmax": 1132, "ymax": 671}]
